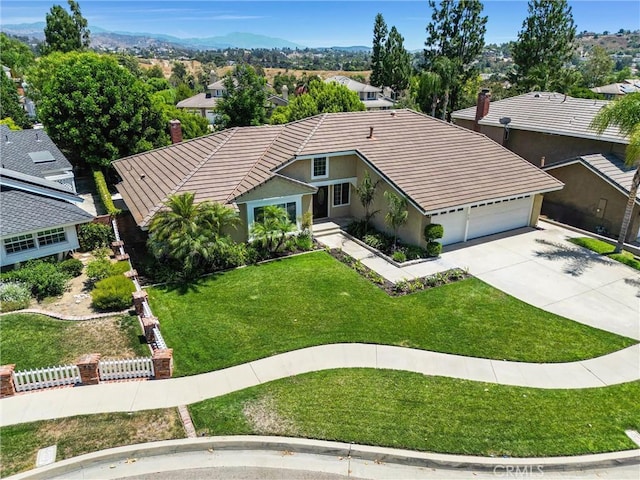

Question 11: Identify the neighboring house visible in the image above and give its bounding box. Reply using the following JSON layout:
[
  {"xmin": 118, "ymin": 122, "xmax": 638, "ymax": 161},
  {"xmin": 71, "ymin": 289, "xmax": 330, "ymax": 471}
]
[
  {"xmin": 591, "ymin": 79, "xmax": 640, "ymax": 99},
  {"xmin": 176, "ymin": 78, "xmax": 227, "ymax": 125},
  {"xmin": 325, "ymin": 76, "xmax": 396, "ymax": 111},
  {"xmin": 0, "ymin": 126, "xmax": 93, "ymax": 266},
  {"xmin": 0, "ymin": 169, "xmax": 93, "ymax": 266},
  {"xmin": 113, "ymin": 109, "xmax": 562, "ymax": 247},
  {"xmin": 451, "ymin": 91, "xmax": 637, "ymax": 241},
  {"xmin": 542, "ymin": 154, "xmax": 640, "ymax": 240}
]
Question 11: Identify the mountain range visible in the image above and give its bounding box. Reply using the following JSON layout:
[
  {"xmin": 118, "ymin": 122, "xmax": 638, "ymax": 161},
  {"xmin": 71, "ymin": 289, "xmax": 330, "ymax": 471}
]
[{"xmin": 1, "ymin": 22, "xmax": 371, "ymax": 51}]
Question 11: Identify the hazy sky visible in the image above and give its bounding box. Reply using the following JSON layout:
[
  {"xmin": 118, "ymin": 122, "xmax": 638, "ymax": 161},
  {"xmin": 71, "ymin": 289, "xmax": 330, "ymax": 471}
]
[{"xmin": 2, "ymin": 1, "xmax": 639, "ymax": 50}]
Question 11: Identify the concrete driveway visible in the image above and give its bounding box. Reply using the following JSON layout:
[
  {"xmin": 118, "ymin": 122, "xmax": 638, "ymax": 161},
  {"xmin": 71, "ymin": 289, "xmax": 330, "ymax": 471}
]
[{"xmin": 441, "ymin": 221, "xmax": 640, "ymax": 340}]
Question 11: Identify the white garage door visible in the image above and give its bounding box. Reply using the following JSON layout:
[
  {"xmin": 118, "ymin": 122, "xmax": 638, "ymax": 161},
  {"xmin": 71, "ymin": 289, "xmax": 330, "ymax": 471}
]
[
  {"xmin": 467, "ymin": 196, "xmax": 533, "ymax": 240},
  {"xmin": 433, "ymin": 208, "xmax": 467, "ymax": 245}
]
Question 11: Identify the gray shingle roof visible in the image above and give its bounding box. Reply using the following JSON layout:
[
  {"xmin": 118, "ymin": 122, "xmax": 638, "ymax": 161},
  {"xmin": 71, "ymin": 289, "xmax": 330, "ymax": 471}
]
[
  {"xmin": 0, "ymin": 168, "xmax": 78, "ymax": 199},
  {"xmin": 0, "ymin": 125, "xmax": 73, "ymax": 178},
  {"xmin": 0, "ymin": 188, "xmax": 94, "ymax": 236},
  {"xmin": 176, "ymin": 92, "xmax": 220, "ymax": 109},
  {"xmin": 114, "ymin": 109, "xmax": 563, "ymax": 228},
  {"xmin": 326, "ymin": 76, "xmax": 381, "ymax": 93},
  {"xmin": 543, "ymin": 153, "xmax": 640, "ymax": 203},
  {"xmin": 451, "ymin": 92, "xmax": 628, "ymax": 144}
]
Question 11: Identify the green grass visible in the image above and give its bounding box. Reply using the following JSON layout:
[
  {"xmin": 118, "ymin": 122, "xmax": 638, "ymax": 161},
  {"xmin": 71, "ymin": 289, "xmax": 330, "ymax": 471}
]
[
  {"xmin": 0, "ymin": 409, "xmax": 185, "ymax": 477},
  {"xmin": 190, "ymin": 369, "xmax": 640, "ymax": 457},
  {"xmin": 149, "ymin": 252, "xmax": 635, "ymax": 376},
  {"xmin": 0, "ymin": 313, "xmax": 148, "ymax": 369},
  {"xmin": 569, "ymin": 237, "xmax": 640, "ymax": 271}
]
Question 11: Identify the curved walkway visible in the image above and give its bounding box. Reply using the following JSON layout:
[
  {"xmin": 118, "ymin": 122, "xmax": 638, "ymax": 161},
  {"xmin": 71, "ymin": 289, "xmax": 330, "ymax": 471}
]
[
  {"xmin": 0, "ymin": 308, "xmax": 129, "ymax": 321},
  {"xmin": 2, "ymin": 343, "xmax": 639, "ymax": 427}
]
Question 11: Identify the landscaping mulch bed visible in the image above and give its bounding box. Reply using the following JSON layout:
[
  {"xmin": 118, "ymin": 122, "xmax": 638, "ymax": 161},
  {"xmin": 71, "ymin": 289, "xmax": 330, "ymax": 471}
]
[{"xmin": 328, "ymin": 248, "xmax": 470, "ymax": 296}]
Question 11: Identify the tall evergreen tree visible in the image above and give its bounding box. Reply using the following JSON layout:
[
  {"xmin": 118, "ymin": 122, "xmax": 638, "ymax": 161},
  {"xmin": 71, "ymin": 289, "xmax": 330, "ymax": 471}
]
[
  {"xmin": 214, "ymin": 64, "xmax": 267, "ymax": 128},
  {"xmin": 43, "ymin": 0, "xmax": 90, "ymax": 54},
  {"xmin": 383, "ymin": 26, "xmax": 412, "ymax": 97},
  {"xmin": 511, "ymin": 0, "xmax": 576, "ymax": 92},
  {"xmin": 424, "ymin": 0, "xmax": 487, "ymax": 116},
  {"xmin": 370, "ymin": 14, "xmax": 388, "ymax": 88}
]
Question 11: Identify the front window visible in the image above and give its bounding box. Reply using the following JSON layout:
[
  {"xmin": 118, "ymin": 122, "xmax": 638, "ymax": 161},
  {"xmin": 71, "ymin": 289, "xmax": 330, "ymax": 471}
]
[
  {"xmin": 333, "ymin": 183, "xmax": 350, "ymax": 206},
  {"xmin": 4, "ymin": 234, "xmax": 36, "ymax": 254},
  {"xmin": 37, "ymin": 227, "xmax": 66, "ymax": 246},
  {"xmin": 253, "ymin": 202, "xmax": 297, "ymax": 224},
  {"xmin": 367, "ymin": 92, "xmax": 376, "ymax": 100},
  {"xmin": 312, "ymin": 157, "xmax": 328, "ymax": 179}
]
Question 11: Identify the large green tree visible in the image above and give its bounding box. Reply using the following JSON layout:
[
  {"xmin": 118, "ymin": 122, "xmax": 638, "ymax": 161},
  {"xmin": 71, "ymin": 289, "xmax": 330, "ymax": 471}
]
[
  {"xmin": 37, "ymin": 52, "xmax": 168, "ymax": 168},
  {"xmin": 0, "ymin": 34, "xmax": 36, "ymax": 78},
  {"xmin": 214, "ymin": 64, "xmax": 267, "ymax": 129},
  {"xmin": 270, "ymin": 79, "xmax": 365, "ymax": 124},
  {"xmin": 581, "ymin": 46, "xmax": 614, "ymax": 88},
  {"xmin": 424, "ymin": 0, "xmax": 487, "ymax": 116},
  {"xmin": 590, "ymin": 93, "xmax": 640, "ymax": 252},
  {"xmin": 370, "ymin": 13, "xmax": 388, "ymax": 88},
  {"xmin": 0, "ymin": 74, "xmax": 30, "ymax": 128},
  {"xmin": 148, "ymin": 192, "xmax": 240, "ymax": 278},
  {"xmin": 383, "ymin": 26, "xmax": 412, "ymax": 96},
  {"xmin": 511, "ymin": 0, "xmax": 576, "ymax": 92},
  {"xmin": 43, "ymin": 0, "xmax": 90, "ymax": 54}
]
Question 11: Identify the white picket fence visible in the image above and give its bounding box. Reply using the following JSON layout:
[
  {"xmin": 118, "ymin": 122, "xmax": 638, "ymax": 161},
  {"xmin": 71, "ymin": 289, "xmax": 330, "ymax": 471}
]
[
  {"xmin": 13, "ymin": 365, "xmax": 81, "ymax": 392},
  {"xmin": 98, "ymin": 357, "xmax": 154, "ymax": 381}
]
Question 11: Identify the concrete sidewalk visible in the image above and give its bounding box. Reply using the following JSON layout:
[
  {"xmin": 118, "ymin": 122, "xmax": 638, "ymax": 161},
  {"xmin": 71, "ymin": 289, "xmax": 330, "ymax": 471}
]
[{"xmin": 2, "ymin": 343, "xmax": 639, "ymax": 427}]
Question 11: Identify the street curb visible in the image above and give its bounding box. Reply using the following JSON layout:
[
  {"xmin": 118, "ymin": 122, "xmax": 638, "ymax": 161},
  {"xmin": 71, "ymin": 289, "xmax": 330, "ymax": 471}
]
[{"xmin": 7, "ymin": 436, "xmax": 640, "ymax": 479}]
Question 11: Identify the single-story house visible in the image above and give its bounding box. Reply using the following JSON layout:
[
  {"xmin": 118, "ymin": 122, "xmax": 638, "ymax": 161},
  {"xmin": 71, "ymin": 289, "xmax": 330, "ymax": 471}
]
[
  {"xmin": 542, "ymin": 153, "xmax": 640, "ymax": 241},
  {"xmin": 591, "ymin": 79, "xmax": 640, "ymax": 99},
  {"xmin": 325, "ymin": 76, "xmax": 396, "ymax": 111},
  {"xmin": 0, "ymin": 126, "xmax": 93, "ymax": 267},
  {"xmin": 113, "ymin": 109, "xmax": 562, "ymax": 247},
  {"xmin": 451, "ymin": 91, "xmax": 627, "ymax": 167}
]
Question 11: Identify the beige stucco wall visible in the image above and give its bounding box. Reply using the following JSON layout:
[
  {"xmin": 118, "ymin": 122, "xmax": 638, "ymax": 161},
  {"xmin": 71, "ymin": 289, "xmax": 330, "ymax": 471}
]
[
  {"xmin": 530, "ymin": 193, "xmax": 544, "ymax": 226},
  {"xmin": 543, "ymin": 163, "xmax": 640, "ymax": 240},
  {"xmin": 279, "ymin": 154, "xmax": 358, "ymax": 183},
  {"xmin": 235, "ymin": 176, "xmax": 315, "ymax": 203}
]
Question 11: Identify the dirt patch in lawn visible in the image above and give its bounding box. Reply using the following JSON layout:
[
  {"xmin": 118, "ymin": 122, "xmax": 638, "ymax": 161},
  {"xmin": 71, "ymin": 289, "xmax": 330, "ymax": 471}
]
[{"xmin": 243, "ymin": 396, "xmax": 299, "ymax": 436}]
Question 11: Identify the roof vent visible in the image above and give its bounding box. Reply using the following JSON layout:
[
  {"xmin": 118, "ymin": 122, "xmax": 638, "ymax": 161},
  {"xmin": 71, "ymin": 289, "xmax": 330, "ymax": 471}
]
[
  {"xmin": 533, "ymin": 93, "xmax": 541, "ymax": 98},
  {"xmin": 499, "ymin": 117, "xmax": 511, "ymax": 125},
  {"xmin": 29, "ymin": 150, "xmax": 55, "ymax": 163},
  {"xmin": 367, "ymin": 126, "xmax": 375, "ymax": 139}
]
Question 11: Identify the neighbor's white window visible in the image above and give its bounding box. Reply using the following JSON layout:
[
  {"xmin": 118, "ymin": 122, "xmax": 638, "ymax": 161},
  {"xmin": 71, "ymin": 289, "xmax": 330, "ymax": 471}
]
[
  {"xmin": 312, "ymin": 157, "xmax": 328, "ymax": 179},
  {"xmin": 4, "ymin": 234, "xmax": 36, "ymax": 254},
  {"xmin": 36, "ymin": 227, "xmax": 67, "ymax": 246},
  {"xmin": 333, "ymin": 182, "xmax": 350, "ymax": 206}
]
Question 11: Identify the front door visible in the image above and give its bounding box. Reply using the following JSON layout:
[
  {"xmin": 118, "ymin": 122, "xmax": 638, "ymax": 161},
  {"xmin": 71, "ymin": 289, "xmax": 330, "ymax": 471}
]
[{"xmin": 313, "ymin": 186, "xmax": 329, "ymax": 219}]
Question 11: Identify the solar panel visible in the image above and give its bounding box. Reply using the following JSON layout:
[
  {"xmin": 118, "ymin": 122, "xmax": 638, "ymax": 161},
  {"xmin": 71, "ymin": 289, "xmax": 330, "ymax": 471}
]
[{"xmin": 28, "ymin": 151, "xmax": 55, "ymax": 163}]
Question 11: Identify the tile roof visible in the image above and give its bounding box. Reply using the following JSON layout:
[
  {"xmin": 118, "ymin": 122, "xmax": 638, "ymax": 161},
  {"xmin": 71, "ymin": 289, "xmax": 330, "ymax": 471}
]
[
  {"xmin": 114, "ymin": 109, "xmax": 563, "ymax": 228},
  {"xmin": 451, "ymin": 92, "xmax": 628, "ymax": 144},
  {"xmin": 0, "ymin": 125, "xmax": 73, "ymax": 178},
  {"xmin": 543, "ymin": 153, "xmax": 640, "ymax": 203},
  {"xmin": 0, "ymin": 188, "xmax": 93, "ymax": 236},
  {"xmin": 591, "ymin": 79, "xmax": 640, "ymax": 96}
]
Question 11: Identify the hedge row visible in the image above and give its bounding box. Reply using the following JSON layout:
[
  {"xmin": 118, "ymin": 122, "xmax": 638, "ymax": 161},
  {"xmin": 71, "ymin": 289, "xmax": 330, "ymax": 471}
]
[{"xmin": 93, "ymin": 170, "xmax": 121, "ymax": 215}]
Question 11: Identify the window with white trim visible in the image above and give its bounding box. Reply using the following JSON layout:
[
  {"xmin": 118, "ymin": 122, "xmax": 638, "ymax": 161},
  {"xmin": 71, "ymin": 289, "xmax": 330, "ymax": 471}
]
[
  {"xmin": 312, "ymin": 157, "xmax": 328, "ymax": 179},
  {"xmin": 333, "ymin": 182, "xmax": 350, "ymax": 206},
  {"xmin": 253, "ymin": 202, "xmax": 297, "ymax": 224},
  {"xmin": 37, "ymin": 227, "xmax": 66, "ymax": 246},
  {"xmin": 4, "ymin": 234, "xmax": 36, "ymax": 254}
]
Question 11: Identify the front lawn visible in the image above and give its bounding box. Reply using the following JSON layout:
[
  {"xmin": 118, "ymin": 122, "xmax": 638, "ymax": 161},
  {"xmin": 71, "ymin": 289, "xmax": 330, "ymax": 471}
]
[
  {"xmin": 0, "ymin": 409, "xmax": 185, "ymax": 477},
  {"xmin": 190, "ymin": 369, "xmax": 640, "ymax": 457},
  {"xmin": 0, "ymin": 313, "xmax": 148, "ymax": 370},
  {"xmin": 569, "ymin": 237, "xmax": 640, "ymax": 271},
  {"xmin": 149, "ymin": 252, "xmax": 635, "ymax": 376}
]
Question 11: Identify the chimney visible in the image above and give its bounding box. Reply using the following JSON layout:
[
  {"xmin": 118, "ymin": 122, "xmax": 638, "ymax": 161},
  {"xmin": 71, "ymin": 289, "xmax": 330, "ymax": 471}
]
[
  {"xmin": 169, "ymin": 119, "xmax": 183, "ymax": 144},
  {"xmin": 281, "ymin": 84, "xmax": 288, "ymax": 101},
  {"xmin": 474, "ymin": 89, "xmax": 491, "ymax": 132},
  {"xmin": 540, "ymin": 156, "xmax": 546, "ymax": 167}
]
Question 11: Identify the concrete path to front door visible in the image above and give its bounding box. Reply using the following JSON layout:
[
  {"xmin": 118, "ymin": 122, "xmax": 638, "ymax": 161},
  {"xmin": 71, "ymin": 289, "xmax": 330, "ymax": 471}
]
[{"xmin": 315, "ymin": 221, "xmax": 640, "ymax": 340}]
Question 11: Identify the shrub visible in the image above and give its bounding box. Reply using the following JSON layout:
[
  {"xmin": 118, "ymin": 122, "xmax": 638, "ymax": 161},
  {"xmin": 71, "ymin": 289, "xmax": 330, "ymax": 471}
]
[
  {"xmin": 424, "ymin": 223, "xmax": 444, "ymax": 242},
  {"xmin": 346, "ymin": 220, "xmax": 369, "ymax": 238},
  {"xmin": 0, "ymin": 282, "xmax": 31, "ymax": 312},
  {"xmin": 91, "ymin": 275, "xmax": 135, "ymax": 311},
  {"xmin": 93, "ymin": 169, "xmax": 121, "ymax": 215},
  {"xmin": 295, "ymin": 232, "xmax": 314, "ymax": 251},
  {"xmin": 426, "ymin": 241, "xmax": 442, "ymax": 257},
  {"xmin": 363, "ymin": 234, "xmax": 384, "ymax": 250},
  {"xmin": 86, "ymin": 258, "xmax": 113, "ymax": 282},
  {"xmin": 58, "ymin": 258, "xmax": 83, "ymax": 277},
  {"xmin": 404, "ymin": 245, "xmax": 426, "ymax": 260},
  {"xmin": 245, "ymin": 244, "xmax": 268, "ymax": 264},
  {"xmin": 212, "ymin": 242, "xmax": 247, "ymax": 270},
  {"xmin": 2, "ymin": 261, "xmax": 69, "ymax": 299},
  {"xmin": 77, "ymin": 223, "xmax": 114, "ymax": 251},
  {"xmin": 392, "ymin": 250, "xmax": 407, "ymax": 263}
]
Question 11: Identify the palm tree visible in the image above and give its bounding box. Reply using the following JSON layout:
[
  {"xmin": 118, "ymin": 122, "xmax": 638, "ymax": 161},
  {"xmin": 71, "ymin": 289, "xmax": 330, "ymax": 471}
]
[
  {"xmin": 383, "ymin": 190, "xmax": 408, "ymax": 250},
  {"xmin": 355, "ymin": 170, "xmax": 380, "ymax": 228},
  {"xmin": 590, "ymin": 93, "xmax": 640, "ymax": 252},
  {"xmin": 147, "ymin": 192, "xmax": 239, "ymax": 277},
  {"xmin": 250, "ymin": 205, "xmax": 295, "ymax": 254}
]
